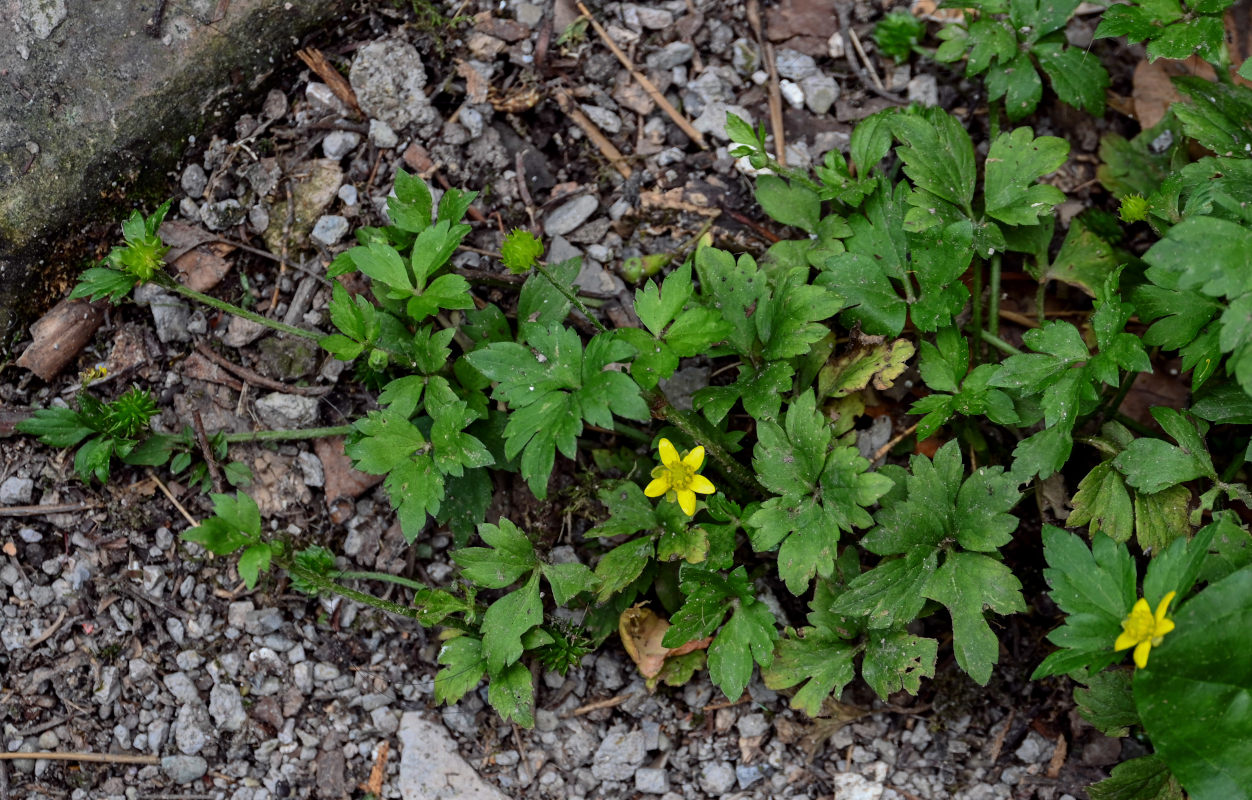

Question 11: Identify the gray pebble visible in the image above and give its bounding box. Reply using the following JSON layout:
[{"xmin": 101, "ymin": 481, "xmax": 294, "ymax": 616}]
[
  {"xmin": 737, "ymin": 713, "xmax": 769, "ymax": 738},
  {"xmin": 646, "ymin": 41, "xmax": 695, "ymax": 70},
  {"xmin": 174, "ymin": 703, "xmax": 212, "ymax": 755},
  {"xmin": 908, "ymin": 74, "xmax": 939, "ymax": 107},
  {"xmin": 591, "ymin": 725, "xmax": 646, "ymax": 781},
  {"xmin": 18, "ymin": 527, "xmax": 42, "ymax": 544},
  {"xmin": 248, "ymin": 203, "xmax": 270, "ymax": 233},
  {"xmin": 134, "ymin": 284, "xmax": 191, "ymax": 344},
  {"xmin": 322, "ymin": 130, "xmax": 361, "ymax": 160},
  {"xmin": 255, "ymin": 392, "xmax": 319, "ymax": 429},
  {"xmin": 545, "ymin": 195, "xmax": 599, "ymax": 236},
  {"xmin": 775, "ymin": 48, "xmax": 817, "ymax": 80},
  {"xmin": 0, "ymin": 476, "xmax": 33, "ymax": 505},
  {"xmin": 311, "ymin": 214, "xmax": 350, "ymax": 246},
  {"xmin": 337, "ymin": 184, "xmax": 359, "ymax": 207},
  {"xmin": 210, "ymin": 683, "xmax": 247, "ymax": 731},
  {"xmin": 1015, "ymin": 731, "xmax": 1054, "ymax": 763},
  {"xmin": 635, "ymin": 766, "xmax": 670, "ymax": 794},
  {"xmin": 161, "ymin": 755, "xmax": 208, "ymax": 784},
  {"xmin": 801, "ymin": 73, "xmax": 839, "ymax": 115},
  {"xmin": 369, "ymin": 118, "xmax": 398, "ymax": 149},
  {"xmin": 736, "ymin": 764, "xmax": 763, "ymax": 788},
  {"xmin": 200, "ymin": 198, "xmax": 245, "ymax": 231},
  {"xmin": 580, "ymin": 105, "xmax": 622, "ymax": 134},
  {"xmin": 700, "ymin": 761, "xmax": 736, "ymax": 795},
  {"xmin": 350, "ymin": 40, "xmax": 432, "ymax": 129},
  {"xmin": 181, "ymin": 163, "xmax": 208, "ymax": 197}
]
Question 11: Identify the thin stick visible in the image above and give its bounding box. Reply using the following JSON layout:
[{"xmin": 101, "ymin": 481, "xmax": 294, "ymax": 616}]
[
  {"xmin": 835, "ymin": 3, "xmax": 906, "ymax": 105},
  {"xmin": 25, "ymin": 608, "xmax": 67, "ymax": 649},
  {"xmin": 576, "ymin": 2, "xmax": 707, "ymax": 148},
  {"xmin": 0, "ymin": 502, "xmax": 96, "ymax": 518},
  {"xmin": 871, "ymin": 422, "xmax": 920, "ymax": 463},
  {"xmin": 192, "ymin": 411, "xmax": 224, "ymax": 494},
  {"xmin": 553, "ymin": 89, "xmax": 632, "ymax": 179},
  {"xmin": 570, "ymin": 693, "xmax": 632, "ymax": 716},
  {"xmin": 745, "ymin": 0, "xmax": 786, "ymax": 166},
  {"xmin": 147, "ymin": 469, "xmax": 199, "ymax": 528},
  {"xmin": 0, "ymin": 751, "xmax": 159, "ymax": 764},
  {"xmin": 703, "ymin": 696, "xmax": 750, "ymax": 711},
  {"xmin": 194, "ymin": 343, "xmax": 332, "ymax": 397},
  {"xmin": 848, "ymin": 28, "xmax": 886, "ymax": 93}
]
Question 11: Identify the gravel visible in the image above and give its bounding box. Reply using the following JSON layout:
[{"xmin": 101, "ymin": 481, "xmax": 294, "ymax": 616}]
[
  {"xmin": 255, "ymin": 391, "xmax": 319, "ymax": 429},
  {"xmin": 544, "ymin": 195, "xmax": 599, "ymax": 236},
  {"xmin": 350, "ymin": 39, "xmax": 435, "ymax": 129},
  {"xmin": 591, "ymin": 725, "xmax": 647, "ymax": 781},
  {"xmin": 0, "ymin": 476, "xmax": 33, "ymax": 505},
  {"xmin": 161, "ymin": 755, "xmax": 208, "ymax": 784},
  {"xmin": 700, "ymin": 760, "xmax": 737, "ymax": 795}
]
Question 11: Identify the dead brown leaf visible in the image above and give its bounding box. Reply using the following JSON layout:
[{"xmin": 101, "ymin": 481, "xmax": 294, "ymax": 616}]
[
  {"xmin": 619, "ymin": 605, "xmax": 712, "ymax": 685},
  {"xmin": 172, "ymin": 241, "xmax": 235, "ymax": 292}
]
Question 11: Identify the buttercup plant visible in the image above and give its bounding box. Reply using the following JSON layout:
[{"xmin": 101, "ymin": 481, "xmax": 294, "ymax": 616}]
[{"xmin": 31, "ymin": 10, "xmax": 1252, "ymax": 798}]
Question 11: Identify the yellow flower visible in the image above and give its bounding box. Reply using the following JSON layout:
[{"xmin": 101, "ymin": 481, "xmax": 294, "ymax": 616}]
[
  {"xmin": 644, "ymin": 438, "xmax": 716, "ymax": 516},
  {"xmin": 1115, "ymin": 591, "xmax": 1177, "ymax": 669}
]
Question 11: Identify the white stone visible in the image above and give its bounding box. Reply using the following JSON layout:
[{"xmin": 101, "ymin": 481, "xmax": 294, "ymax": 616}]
[
  {"xmin": 907, "ymin": 74, "xmax": 939, "ymax": 107},
  {"xmin": 832, "ymin": 772, "xmax": 884, "ymax": 800},
  {"xmin": 322, "ymin": 130, "xmax": 361, "ymax": 160},
  {"xmin": 545, "ymin": 195, "xmax": 598, "ymax": 236},
  {"xmin": 311, "ymin": 214, "xmax": 350, "ymax": 246},
  {"xmin": 0, "ymin": 477, "xmax": 33, "ymax": 505},
  {"xmin": 255, "ymin": 392, "xmax": 318, "ymax": 429},
  {"xmin": 398, "ymin": 712, "xmax": 508, "ymax": 799},
  {"xmin": 580, "ymin": 104, "xmax": 622, "ymax": 134},
  {"xmin": 369, "ymin": 119, "xmax": 399, "ymax": 149},
  {"xmin": 801, "ymin": 73, "xmax": 840, "ymax": 115},
  {"xmin": 779, "ymin": 79, "xmax": 805, "ymax": 109},
  {"xmin": 775, "ymin": 48, "xmax": 817, "ymax": 80},
  {"xmin": 693, "ymin": 102, "xmax": 754, "ymax": 141}
]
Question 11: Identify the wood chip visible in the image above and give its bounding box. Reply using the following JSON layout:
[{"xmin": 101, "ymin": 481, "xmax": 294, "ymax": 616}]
[
  {"xmin": 1046, "ymin": 733, "xmax": 1068, "ymax": 779},
  {"xmin": 15, "ymin": 299, "xmax": 106, "ymax": 381},
  {"xmin": 296, "ymin": 48, "xmax": 362, "ymax": 117}
]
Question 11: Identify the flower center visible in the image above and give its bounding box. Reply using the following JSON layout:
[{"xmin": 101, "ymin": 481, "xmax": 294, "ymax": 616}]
[
  {"xmin": 1121, "ymin": 611, "xmax": 1154, "ymax": 642},
  {"xmin": 666, "ymin": 461, "xmax": 694, "ymax": 491}
]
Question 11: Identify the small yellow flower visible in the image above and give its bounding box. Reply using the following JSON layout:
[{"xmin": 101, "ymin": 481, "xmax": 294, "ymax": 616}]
[
  {"xmin": 1115, "ymin": 591, "xmax": 1177, "ymax": 669},
  {"xmin": 644, "ymin": 438, "xmax": 716, "ymax": 516}
]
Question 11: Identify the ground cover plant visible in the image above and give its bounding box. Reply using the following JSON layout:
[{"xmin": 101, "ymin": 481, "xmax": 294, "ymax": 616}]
[{"xmin": 23, "ymin": 2, "xmax": 1252, "ymax": 797}]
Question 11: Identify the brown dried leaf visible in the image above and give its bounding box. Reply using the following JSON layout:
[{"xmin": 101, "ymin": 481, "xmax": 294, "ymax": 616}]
[
  {"xmin": 315, "ymin": 437, "xmax": 383, "ymax": 507},
  {"xmin": 172, "ymin": 241, "xmax": 235, "ymax": 292},
  {"xmin": 619, "ymin": 605, "xmax": 712, "ymax": 683}
]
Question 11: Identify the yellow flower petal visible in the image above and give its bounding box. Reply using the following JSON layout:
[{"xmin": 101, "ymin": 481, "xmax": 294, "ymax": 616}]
[
  {"xmin": 1155, "ymin": 591, "xmax": 1176, "ymax": 624},
  {"xmin": 683, "ymin": 446, "xmax": 706, "ymax": 471},
  {"xmin": 677, "ymin": 489, "xmax": 697, "ymax": 516},
  {"xmin": 1114, "ymin": 630, "xmax": 1139, "ymax": 652},
  {"xmin": 1134, "ymin": 640, "xmax": 1152, "ymax": 669},
  {"xmin": 690, "ymin": 474, "xmax": 716, "ymax": 494},
  {"xmin": 644, "ymin": 478, "xmax": 670, "ymax": 497},
  {"xmin": 658, "ymin": 438, "xmax": 680, "ymax": 467},
  {"xmin": 1155, "ymin": 617, "xmax": 1175, "ymax": 637}
]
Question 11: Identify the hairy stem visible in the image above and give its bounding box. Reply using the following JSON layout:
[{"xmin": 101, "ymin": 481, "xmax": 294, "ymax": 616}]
[
  {"xmin": 971, "ymin": 259, "xmax": 984, "ymax": 363},
  {"xmin": 222, "ymin": 425, "xmax": 354, "ymax": 444},
  {"xmin": 988, "ymin": 252, "xmax": 1002, "ymax": 343},
  {"xmin": 285, "ymin": 562, "xmax": 422, "ymax": 621},
  {"xmin": 533, "ymin": 261, "xmax": 608, "ymax": 334},
  {"xmin": 336, "ymin": 570, "xmax": 428, "ymax": 592},
  {"xmin": 642, "ymin": 387, "xmax": 762, "ymax": 495},
  {"xmin": 155, "ymin": 275, "xmax": 322, "ymax": 342}
]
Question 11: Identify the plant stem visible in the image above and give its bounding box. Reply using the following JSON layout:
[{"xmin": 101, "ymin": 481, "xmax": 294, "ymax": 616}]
[
  {"xmin": 1094, "ymin": 369, "xmax": 1139, "ymax": 422},
  {"xmin": 534, "ymin": 261, "xmax": 608, "ymax": 334},
  {"xmin": 611, "ymin": 421, "xmax": 653, "ymax": 444},
  {"xmin": 336, "ymin": 570, "xmax": 428, "ymax": 592},
  {"xmin": 642, "ymin": 387, "xmax": 762, "ymax": 494},
  {"xmin": 1036, "ymin": 280, "xmax": 1047, "ymax": 327},
  {"xmin": 987, "ymin": 252, "xmax": 1001, "ymax": 343},
  {"xmin": 285, "ymin": 562, "xmax": 423, "ymax": 621},
  {"xmin": 971, "ymin": 259, "xmax": 984, "ymax": 363},
  {"xmin": 155, "ymin": 275, "xmax": 322, "ymax": 342},
  {"xmin": 979, "ymin": 330, "xmax": 1023, "ymax": 356},
  {"xmin": 222, "ymin": 425, "xmax": 354, "ymax": 444}
]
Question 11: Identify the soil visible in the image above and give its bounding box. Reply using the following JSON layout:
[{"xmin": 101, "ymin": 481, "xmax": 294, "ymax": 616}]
[{"xmin": 0, "ymin": 0, "xmax": 1177, "ymax": 797}]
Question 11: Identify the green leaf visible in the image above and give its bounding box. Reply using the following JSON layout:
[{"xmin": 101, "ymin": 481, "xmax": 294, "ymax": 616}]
[
  {"xmin": 387, "ymin": 169, "xmax": 434, "ymax": 233},
  {"xmin": 1075, "ymin": 669, "xmax": 1139, "ymax": 737},
  {"xmin": 209, "ymin": 492, "xmax": 262, "ymax": 538},
  {"xmin": 635, "ymin": 262, "xmax": 694, "ymax": 336},
  {"xmin": 17, "ymin": 407, "xmax": 95, "ymax": 448},
  {"xmin": 1135, "ymin": 485, "xmax": 1192, "ymax": 552},
  {"xmin": 891, "ymin": 109, "xmax": 977, "ymax": 219},
  {"xmin": 69, "ymin": 267, "xmax": 141, "ymax": 304},
  {"xmin": 817, "ymin": 253, "xmax": 906, "ymax": 336},
  {"xmin": 694, "ymin": 247, "xmax": 768, "ymax": 357},
  {"xmin": 347, "ymin": 409, "xmax": 427, "ymax": 474},
  {"xmin": 762, "ymin": 629, "xmax": 857, "ymax": 715},
  {"xmin": 542, "ymin": 561, "xmax": 597, "ymax": 605},
  {"xmin": 383, "ymin": 456, "xmax": 446, "ymax": 541},
  {"xmin": 437, "ymin": 469, "xmax": 493, "ymax": 548},
  {"xmin": 1113, "ymin": 426, "xmax": 1214, "ymax": 495},
  {"xmin": 1089, "ymin": 756, "xmax": 1182, "ymax": 800},
  {"xmin": 517, "ymin": 257, "xmax": 581, "ymax": 327},
  {"xmin": 986, "ymin": 53, "xmax": 1043, "ymax": 121},
  {"xmin": 452, "ymin": 518, "xmax": 538, "ymax": 588},
  {"xmin": 1134, "ymin": 567, "xmax": 1252, "ymax": 800},
  {"xmin": 1034, "ymin": 40, "xmax": 1109, "ymax": 116},
  {"xmin": 594, "ymin": 538, "xmax": 655, "ymax": 602},
  {"xmin": 1070, "ymin": 461, "xmax": 1134, "ymax": 543},
  {"xmin": 862, "ymin": 630, "xmax": 938, "ymax": 700},
  {"xmin": 481, "ymin": 572, "xmax": 543, "ymax": 675},
  {"xmin": 353, "ymin": 240, "xmax": 412, "ymax": 292},
  {"xmin": 435, "ymin": 636, "xmax": 487, "ymax": 705},
  {"xmin": 756, "ymin": 175, "xmax": 821, "ymax": 233},
  {"xmin": 924, "ymin": 552, "xmax": 1025, "ymax": 684},
  {"xmin": 819, "ymin": 337, "xmax": 915, "ymax": 398},
  {"xmin": 833, "ymin": 550, "xmax": 935, "ymax": 629},
  {"xmin": 237, "ymin": 543, "xmax": 272, "ymax": 590},
  {"xmin": 182, "ymin": 517, "xmax": 252, "ymax": 556},
  {"xmin": 983, "ymin": 127, "xmax": 1069, "ymax": 226},
  {"xmin": 488, "ymin": 660, "xmax": 535, "ymax": 728},
  {"xmin": 708, "ymin": 598, "xmax": 778, "ymax": 701}
]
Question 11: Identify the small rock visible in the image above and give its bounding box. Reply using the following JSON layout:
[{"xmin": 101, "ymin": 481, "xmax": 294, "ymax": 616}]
[
  {"xmin": 322, "ymin": 130, "xmax": 361, "ymax": 160},
  {"xmin": 93, "ymin": 666, "xmax": 121, "ymax": 707},
  {"xmin": 369, "ymin": 118, "xmax": 399, "ymax": 149},
  {"xmin": 801, "ymin": 73, "xmax": 839, "ymax": 115},
  {"xmin": 645, "ymin": 41, "xmax": 695, "ymax": 70},
  {"xmin": 200, "ymin": 198, "xmax": 245, "ymax": 231},
  {"xmin": 580, "ymin": 104, "xmax": 622, "ymax": 134},
  {"xmin": 832, "ymin": 772, "xmax": 885, "ymax": 800},
  {"xmin": 297, "ymin": 451, "xmax": 325, "ymax": 487},
  {"xmin": 1015, "ymin": 731, "xmax": 1055, "ymax": 763},
  {"xmin": 545, "ymin": 195, "xmax": 598, "ymax": 236},
  {"xmin": 134, "ymin": 284, "xmax": 191, "ymax": 343},
  {"xmin": 163, "ymin": 672, "xmax": 200, "ymax": 705},
  {"xmin": 244, "ymin": 607, "xmax": 284, "ymax": 636},
  {"xmin": 626, "ymin": 4, "xmax": 674, "ymax": 29},
  {"xmin": 594, "ymin": 654, "xmax": 624, "ymax": 690},
  {"xmin": 591, "ymin": 725, "xmax": 647, "ymax": 781},
  {"xmin": 635, "ymin": 766, "xmax": 670, "ymax": 794},
  {"xmin": 779, "ymin": 79, "xmax": 805, "ymax": 109},
  {"xmin": 174, "ymin": 703, "xmax": 212, "ymax": 755},
  {"xmin": 17, "ymin": 527, "xmax": 41, "ymax": 543},
  {"xmin": 731, "ymin": 38, "xmax": 760, "ymax": 74},
  {"xmin": 1082, "ymin": 734, "xmax": 1122, "ymax": 766},
  {"xmin": 161, "ymin": 755, "xmax": 208, "ymax": 784},
  {"xmin": 181, "ymin": 163, "xmax": 208, "ymax": 198},
  {"xmin": 337, "ymin": 184, "xmax": 359, "ymax": 206},
  {"xmin": 828, "ymin": 31, "xmax": 846, "ymax": 58},
  {"xmin": 460, "ymin": 106, "xmax": 485, "ymax": 139},
  {"xmin": 699, "ymin": 761, "xmax": 736, "ymax": 795},
  {"xmin": 516, "ymin": 2, "xmax": 543, "ymax": 26},
  {"xmin": 907, "ymin": 74, "xmax": 939, "ymax": 107},
  {"xmin": 398, "ymin": 712, "xmax": 509, "ymax": 799},
  {"xmin": 255, "ymin": 392, "xmax": 319, "ymax": 429},
  {"xmin": 306, "ymin": 82, "xmax": 347, "ymax": 114},
  {"xmin": 736, "ymin": 764, "xmax": 763, "ymax": 788},
  {"xmin": 737, "ymin": 713, "xmax": 769, "ymax": 738},
  {"xmin": 775, "ymin": 48, "xmax": 817, "ymax": 80},
  {"xmin": 0, "ymin": 477, "xmax": 33, "ymax": 505},
  {"xmin": 350, "ymin": 40, "xmax": 433, "ymax": 129},
  {"xmin": 311, "ymin": 214, "xmax": 350, "ymax": 246},
  {"xmin": 692, "ymin": 103, "xmax": 754, "ymax": 141},
  {"xmin": 262, "ymin": 88, "xmax": 288, "ymax": 120},
  {"xmin": 209, "ymin": 683, "xmax": 246, "ymax": 732},
  {"xmin": 248, "ymin": 204, "xmax": 270, "ymax": 232}
]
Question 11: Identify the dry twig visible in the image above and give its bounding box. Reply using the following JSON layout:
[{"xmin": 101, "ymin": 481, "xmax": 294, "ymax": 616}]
[
  {"xmin": 146, "ymin": 469, "xmax": 199, "ymax": 528},
  {"xmin": 193, "ymin": 343, "xmax": 331, "ymax": 397},
  {"xmin": 0, "ymin": 751, "xmax": 159, "ymax": 765},
  {"xmin": 0, "ymin": 502, "xmax": 96, "ymax": 518},
  {"xmin": 553, "ymin": 89, "xmax": 632, "ymax": 179},
  {"xmin": 570, "ymin": 693, "xmax": 634, "ymax": 716},
  {"xmin": 296, "ymin": 48, "xmax": 363, "ymax": 116},
  {"xmin": 576, "ymin": 1, "xmax": 707, "ymax": 148},
  {"xmin": 746, "ymin": 0, "xmax": 786, "ymax": 166}
]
